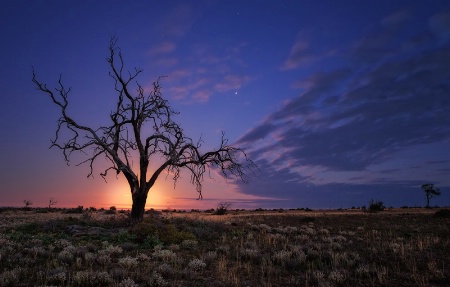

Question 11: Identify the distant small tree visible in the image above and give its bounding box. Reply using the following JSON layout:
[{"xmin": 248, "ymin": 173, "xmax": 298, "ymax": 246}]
[
  {"xmin": 421, "ymin": 183, "xmax": 441, "ymax": 208},
  {"xmin": 23, "ymin": 200, "xmax": 32, "ymax": 208},
  {"xmin": 368, "ymin": 199, "xmax": 385, "ymax": 212},
  {"xmin": 48, "ymin": 198, "xmax": 57, "ymax": 209},
  {"xmin": 215, "ymin": 202, "xmax": 232, "ymax": 215}
]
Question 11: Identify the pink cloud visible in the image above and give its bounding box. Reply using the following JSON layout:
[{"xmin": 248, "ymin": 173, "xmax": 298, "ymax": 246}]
[
  {"xmin": 157, "ymin": 4, "xmax": 196, "ymax": 38},
  {"xmin": 193, "ymin": 42, "xmax": 248, "ymax": 68},
  {"xmin": 155, "ymin": 57, "xmax": 178, "ymax": 67},
  {"xmin": 191, "ymin": 78, "xmax": 209, "ymax": 89},
  {"xmin": 167, "ymin": 77, "xmax": 210, "ymax": 102},
  {"xmin": 281, "ymin": 40, "xmax": 315, "ymax": 70},
  {"xmin": 168, "ymin": 86, "xmax": 189, "ymax": 100},
  {"xmin": 192, "ymin": 90, "xmax": 211, "ymax": 102},
  {"xmin": 215, "ymin": 74, "xmax": 251, "ymax": 92},
  {"xmin": 149, "ymin": 42, "xmax": 176, "ymax": 55},
  {"xmin": 167, "ymin": 69, "xmax": 192, "ymax": 80}
]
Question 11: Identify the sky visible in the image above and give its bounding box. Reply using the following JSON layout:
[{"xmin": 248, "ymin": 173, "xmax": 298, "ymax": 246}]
[{"xmin": 1, "ymin": 0, "xmax": 449, "ymax": 210}]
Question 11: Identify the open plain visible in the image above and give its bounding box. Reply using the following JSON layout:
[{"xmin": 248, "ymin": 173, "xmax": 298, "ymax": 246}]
[{"xmin": 0, "ymin": 207, "xmax": 449, "ymax": 286}]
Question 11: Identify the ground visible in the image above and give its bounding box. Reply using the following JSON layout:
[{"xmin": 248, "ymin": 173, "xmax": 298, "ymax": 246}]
[{"xmin": 0, "ymin": 207, "xmax": 449, "ymax": 286}]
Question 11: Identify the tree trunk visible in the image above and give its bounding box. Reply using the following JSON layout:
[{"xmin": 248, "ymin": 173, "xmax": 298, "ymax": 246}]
[{"xmin": 130, "ymin": 190, "xmax": 148, "ymax": 224}]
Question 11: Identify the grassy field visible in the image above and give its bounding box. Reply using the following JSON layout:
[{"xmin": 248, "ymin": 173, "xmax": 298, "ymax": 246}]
[{"xmin": 0, "ymin": 207, "xmax": 449, "ymax": 286}]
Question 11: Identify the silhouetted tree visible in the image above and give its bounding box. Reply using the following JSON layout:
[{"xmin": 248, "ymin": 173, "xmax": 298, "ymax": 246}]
[
  {"xmin": 216, "ymin": 202, "xmax": 232, "ymax": 215},
  {"xmin": 421, "ymin": 183, "xmax": 441, "ymax": 208},
  {"xmin": 23, "ymin": 200, "xmax": 32, "ymax": 208},
  {"xmin": 48, "ymin": 198, "xmax": 57, "ymax": 209},
  {"xmin": 32, "ymin": 37, "xmax": 255, "ymax": 223}
]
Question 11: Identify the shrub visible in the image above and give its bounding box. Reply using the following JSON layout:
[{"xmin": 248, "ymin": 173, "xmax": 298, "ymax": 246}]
[
  {"xmin": 181, "ymin": 239, "xmax": 198, "ymax": 249},
  {"xmin": 148, "ymin": 271, "xmax": 167, "ymax": 287},
  {"xmin": 119, "ymin": 278, "xmax": 139, "ymax": 287},
  {"xmin": 161, "ymin": 224, "xmax": 196, "ymax": 244},
  {"xmin": 215, "ymin": 202, "xmax": 232, "ymax": 215},
  {"xmin": 434, "ymin": 209, "xmax": 450, "ymax": 218},
  {"xmin": 118, "ymin": 256, "xmax": 138, "ymax": 269},
  {"xmin": 188, "ymin": 258, "xmax": 206, "ymax": 271},
  {"xmin": 104, "ymin": 209, "xmax": 116, "ymax": 214},
  {"xmin": 368, "ymin": 199, "xmax": 385, "ymax": 212},
  {"xmin": 47, "ymin": 271, "xmax": 66, "ymax": 285},
  {"xmin": 72, "ymin": 271, "xmax": 112, "ymax": 286},
  {"xmin": 0, "ymin": 268, "xmax": 21, "ymax": 286},
  {"xmin": 132, "ymin": 215, "xmax": 196, "ymax": 246},
  {"xmin": 64, "ymin": 206, "xmax": 84, "ymax": 214},
  {"xmin": 152, "ymin": 249, "xmax": 177, "ymax": 261}
]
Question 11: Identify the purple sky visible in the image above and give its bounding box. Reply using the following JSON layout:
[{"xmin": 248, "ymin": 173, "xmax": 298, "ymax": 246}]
[{"xmin": 1, "ymin": 1, "xmax": 449, "ymax": 209}]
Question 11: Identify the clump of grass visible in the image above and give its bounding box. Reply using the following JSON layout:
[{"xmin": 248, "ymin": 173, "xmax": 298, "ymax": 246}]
[{"xmin": 131, "ymin": 215, "xmax": 196, "ymax": 245}]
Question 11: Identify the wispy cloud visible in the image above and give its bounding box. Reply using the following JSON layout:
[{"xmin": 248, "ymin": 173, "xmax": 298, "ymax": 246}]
[
  {"xmin": 167, "ymin": 77, "xmax": 210, "ymax": 101},
  {"xmin": 155, "ymin": 57, "xmax": 178, "ymax": 67},
  {"xmin": 354, "ymin": 10, "xmax": 412, "ymax": 64},
  {"xmin": 192, "ymin": 90, "xmax": 211, "ymax": 103},
  {"xmin": 236, "ymin": 11, "xmax": 450, "ymax": 205},
  {"xmin": 214, "ymin": 75, "xmax": 252, "ymax": 93},
  {"xmin": 280, "ymin": 37, "xmax": 315, "ymax": 70},
  {"xmin": 149, "ymin": 42, "xmax": 176, "ymax": 56},
  {"xmin": 429, "ymin": 12, "xmax": 450, "ymax": 43},
  {"xmin": 156, "ymin": 4, "xmax": 196, "ymax": 38},
  {"xmin": 242, "ymin": 46, "xmax": 450, "ymax": 171},
  {"xmin": 155, "ymin": 41, "xmax": 253, "ymax": 103}
]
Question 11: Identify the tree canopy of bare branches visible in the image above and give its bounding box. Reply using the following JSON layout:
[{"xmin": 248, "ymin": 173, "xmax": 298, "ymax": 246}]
[{"xmin": 32, "ymin": 37, "xmax": 256, "ymax": 222}]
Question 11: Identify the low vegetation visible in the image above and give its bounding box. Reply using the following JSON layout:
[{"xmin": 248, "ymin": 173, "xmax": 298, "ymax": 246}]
[{"xmin": 0, "ymin": 207, "xmax": 449, "ymax": 286}]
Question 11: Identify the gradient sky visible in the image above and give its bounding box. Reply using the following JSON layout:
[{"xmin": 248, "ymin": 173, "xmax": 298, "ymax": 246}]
[{"xmin": 1, "ymin": 1, "xmax": 449, "ymax": 210}]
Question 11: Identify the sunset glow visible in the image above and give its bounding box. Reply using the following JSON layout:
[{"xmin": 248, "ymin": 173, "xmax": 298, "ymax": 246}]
[{"xmin": 1, "ymin": 1, "xmax": 449, "ymax": 209}]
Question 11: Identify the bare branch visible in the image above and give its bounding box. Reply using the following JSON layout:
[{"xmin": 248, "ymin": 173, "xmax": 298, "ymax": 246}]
[{"xmin": 33, "ymin": 36, "xmax": 256, "ymax": 221}]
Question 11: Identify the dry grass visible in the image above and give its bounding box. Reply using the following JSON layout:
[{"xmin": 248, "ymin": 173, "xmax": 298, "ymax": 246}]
[{"xmin": 0, "ymin": 207, "xmax": 449, "ymax": 286}]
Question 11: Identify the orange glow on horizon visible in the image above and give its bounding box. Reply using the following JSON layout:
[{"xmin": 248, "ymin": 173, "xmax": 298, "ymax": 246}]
[
  {"xmin": 20, "ymin": 171, "xmax": 270, "ymax": 211},
  {"xmin": 101, "ymin": 179, "xmax": 168, "ymax": 210}
]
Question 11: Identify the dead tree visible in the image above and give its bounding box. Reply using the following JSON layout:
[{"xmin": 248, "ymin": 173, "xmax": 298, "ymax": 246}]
[
  {"xmin": 48, "ymin": 198, "xmax": 57, "ymax": 209},
  {"xmin": 23, "ymin": 200, "xmax": 32, "ymax": 208},
  {"xmin": 32, "ymin": 37, "xmax": 255, "ymax": 223}
]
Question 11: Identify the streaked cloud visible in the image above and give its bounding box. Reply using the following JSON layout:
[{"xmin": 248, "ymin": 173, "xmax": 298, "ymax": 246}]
[
  {"xmin": 149, "ymin": 42, "xmax": 176, "ymax": 55},
  {"xmin": 235, "ymin": 10, "xmax": 450, "ymax": 205},
  {"xmin": 214, "ymin": 75, "xmax": 252, "ymax": 93},
  {"xmin": 280, "ymin": 37, "xmax": 315, "ymax": 70},
  {"xmin": 429, "ymin": 12, "xmax": 450, "ymax": 43}
]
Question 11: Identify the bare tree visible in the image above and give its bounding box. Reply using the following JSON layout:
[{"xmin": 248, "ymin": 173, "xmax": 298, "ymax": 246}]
[
  {"xmin": 23, "ymin": 200, "xmax": 32, "ymax": 208},
  {"xmin": 216, "ymin": 202, "xmax": 232, "ymax": 215},
  {"xmin": 421, "ymin": 183, "xmax": 441, "ymax": 208},
  {"xmin": 32, "ymin": 37, "xmax": 255, "ymax": 223},
  {"xmin": 48, "ymin": 198, "xmax": 58, "ymax": 209}
]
